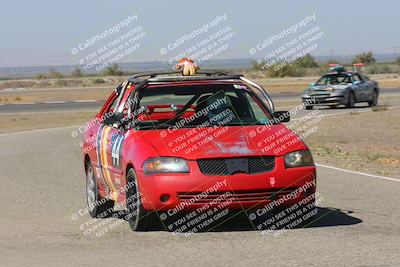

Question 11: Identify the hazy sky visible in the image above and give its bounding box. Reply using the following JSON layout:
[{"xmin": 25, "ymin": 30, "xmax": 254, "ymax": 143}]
[{"xmin": 0, "ymin": 0, "xmax": 399, "ymax": 67}]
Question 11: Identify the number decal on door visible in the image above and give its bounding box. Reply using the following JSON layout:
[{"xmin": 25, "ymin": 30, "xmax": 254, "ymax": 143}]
[{"xmin": 111, "ymin": 134, "xmax": 124, "ymax": 168}]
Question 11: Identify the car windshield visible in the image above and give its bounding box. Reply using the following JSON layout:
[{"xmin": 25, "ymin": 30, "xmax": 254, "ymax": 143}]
[
  {"xmin": 133, "ymin": 83, "xmax": 274, "ymax": 129},
  {"xmin": 316, "ymin": 74, "xmax": 352, "ymax": 85}
]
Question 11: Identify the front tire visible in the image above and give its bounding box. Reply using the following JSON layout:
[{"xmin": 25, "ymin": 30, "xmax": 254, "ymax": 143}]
[
  {"xmin": 368, "ymin": 90, "xmax": 378, "ymax": 107},
  {"xmin": 345, "ymin": 92, "xmax": 355, "ymax": 108},
  {"xmin": 126, "ymin": 168, "xmax": 159, "ymax": 231},
  {"xmin": 305, "ymin": 105, "xmax": 313, "ymax": 110},
  {"xmin": 86, "ymin": 162, "xmax": 114, "ymax": 218}
]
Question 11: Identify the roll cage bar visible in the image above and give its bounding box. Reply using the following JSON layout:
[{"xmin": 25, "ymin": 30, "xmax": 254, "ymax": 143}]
[
  {"xmin": 116, "ymin": 70, "xmax": 275, "ymax": 112},
  {"xmin": 111, "ymin": 70, "xmax": 276, "ymax": 129}
]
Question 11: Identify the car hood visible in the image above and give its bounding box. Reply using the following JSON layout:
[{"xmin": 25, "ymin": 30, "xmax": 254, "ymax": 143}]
[
  {"xmin": 310, "ymin": 84, "xmax": 350, "ymax": 91},
  {"xmin": 137, "ymin": 124, "xmax": 307, "ymax": 160}
]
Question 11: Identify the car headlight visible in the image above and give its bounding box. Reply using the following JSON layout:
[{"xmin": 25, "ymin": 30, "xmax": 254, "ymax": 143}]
[
  {"xmin": 284, "ymin": 150, "xmax": 314, "ymax": 168},
  {"xmin": 143, "ymin": 157, "xmax": 189, "ymax": 174}
]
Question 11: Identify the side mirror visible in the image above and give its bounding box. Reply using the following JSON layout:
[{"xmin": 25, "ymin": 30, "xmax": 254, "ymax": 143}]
[
  {"xmin": 353, "ymin": 80, "xmax": 361, "ymax": 85},
  {"xmin": 274, "ymin": 111, "xmax": 290, "ymax": 123},
  {"xmin": 309, "ymin": 82, "xmax": 316, "ymax": 87}
]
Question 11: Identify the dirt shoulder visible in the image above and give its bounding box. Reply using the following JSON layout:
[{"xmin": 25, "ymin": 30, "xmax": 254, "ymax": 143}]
[
  {"xmin": 0, "ymin": 112, "xmax": 94, "ymax": 134},
  {"xmin": 0, "ymin": 76, "xmax": 126, "ymax": 90},
  {"xmin": 304, "ymin": 108, "xmax": 400, "ymax": 178},
  {"xmin": 0, "ymin": 86, "xmax": 111, "ymax": 104}
]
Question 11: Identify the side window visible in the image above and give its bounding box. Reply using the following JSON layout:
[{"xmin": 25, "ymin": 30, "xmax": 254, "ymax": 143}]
[
  {"xmin": 98, "ymin": 92, "xmax": 121, "ymax": 126},
  {"xmin": 353, "ymin": 74, "xmax": 362, "ymax": 82},
  {"xmin": 340, "ymin": 75, "xmax": 351, "ymax": 84},
  {"xmin": 100, "ymin": 83, "xmax": 136, "ymax": 129},
  {"xmin": 106, "ymin": 94, "xmax": 118, "ymax": 113},
  {"xmin": 317, "ymin": 76, "xmax": 328, "ymax": 85},
  {"xmin": 102, "ymin": 83, "xmax": 124, "ymax": 114}
]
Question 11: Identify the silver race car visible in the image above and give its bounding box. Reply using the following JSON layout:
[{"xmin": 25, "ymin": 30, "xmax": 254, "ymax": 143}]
[{"xmin": 302, "ymin": 65, "xmax": 379, "ymax": 109}]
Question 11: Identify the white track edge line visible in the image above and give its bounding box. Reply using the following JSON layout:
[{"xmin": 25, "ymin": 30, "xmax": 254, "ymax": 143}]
[{"xmin": 316, "ymin": 163, "xmax": 400, "ymax": 182}]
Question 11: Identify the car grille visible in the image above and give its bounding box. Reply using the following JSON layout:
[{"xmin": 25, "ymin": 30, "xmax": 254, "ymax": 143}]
[
  {"xmin": 309, "ymin": 92, "xmax": 330, "ymax": 96},
  {"xmin": 178, "ymin": 188, "xmax": 298, "ymax": 204},
  {"xmin": 197, "ymin": 156, "xmax": 275, "ymax": 176}
]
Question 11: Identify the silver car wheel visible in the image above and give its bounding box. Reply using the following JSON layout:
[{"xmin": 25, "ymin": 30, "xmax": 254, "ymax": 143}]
[{"xmin": 86, "ymin": 165, "xmax": 96, "ymax": 211}]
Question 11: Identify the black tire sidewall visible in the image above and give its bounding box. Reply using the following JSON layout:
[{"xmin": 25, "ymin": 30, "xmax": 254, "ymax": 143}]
[
  {"xmin": 346, "ymin": 92, "xmax": 355, "ymax": 108},
  {"xmin": 126, "ymin": 168, "xmax": 149, "ymax": 231},
  {"xmin": 369, "ymin": 91, "xmax": 378, "ymax": 106},
  {"xmin": 86, "ymin": 161, "xmax": 114, "ymax": 218}
]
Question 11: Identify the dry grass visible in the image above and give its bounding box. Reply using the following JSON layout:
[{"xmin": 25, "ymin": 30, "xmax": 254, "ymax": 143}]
[
  {"xmin": 0, "ymin": 112, "xmax": 95, "ymax": 134},
  {"xmin": 304, "ymin": 108, "xmax": 400, "ymax": 178},
  {"xmin": 0, "ymin": 87, "xmax": 112, "ymax": 103}
]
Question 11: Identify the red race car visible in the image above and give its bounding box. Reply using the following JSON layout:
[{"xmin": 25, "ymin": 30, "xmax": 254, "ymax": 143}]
[{"xmin": 82, "ymin": 68, "xmax": 316, "ymax": 231}]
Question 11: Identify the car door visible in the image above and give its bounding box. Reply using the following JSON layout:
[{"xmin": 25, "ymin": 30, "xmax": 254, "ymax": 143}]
[
  {"xmin": 91, "ymin": 86, "xmax": 124, "ymax": 201},
  {"xmin": 103, "ymin": 126, "xmax": 125, "ymax": 200},
  {"xmin": 352, "ymin": 74, "xmax": 365, "ymax": 101},
  {"xmin": 355, "ymin": 73, "xmax": 369, "ymax": 101},
  {"xmin": 101, "ymin": 83, "xmax": 134, "ymax": 201},
  {"xmin": 97, "ymin": 124, "xmax": 124, "ymax": 201},
  {"xmin": 362, "ymin": 76, "xmax": 374, "ymax": 101}
]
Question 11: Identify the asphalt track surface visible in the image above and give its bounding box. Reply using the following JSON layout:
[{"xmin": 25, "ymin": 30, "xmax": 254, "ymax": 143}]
[{"xmin": 1, "ymin": 125, "xmax": 400, "ymax": 266}]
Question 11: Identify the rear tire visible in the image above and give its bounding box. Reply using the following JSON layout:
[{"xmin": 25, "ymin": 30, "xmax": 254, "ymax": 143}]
[
  {"xmin": 368, "ymin": 90, "xmax": 378, "ymax": 107},
  {"xmin": 305, "ymin": 105, "xmax": 313, "ymax": 110},
  {"xmin": 345, "ymin": 92, "xmax": 355, "ymax": 108},
  {"xmin": 86, "ymin": 161, "xmax": 114, "ymax": 218},
  {"xmin": 126, "ymin": 168, "xmax": 159, "ymax": 231}
]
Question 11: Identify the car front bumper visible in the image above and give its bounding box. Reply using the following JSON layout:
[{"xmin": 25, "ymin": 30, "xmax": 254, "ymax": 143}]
[
  {"xmin": 302, "ymin": 91, "xmax": 347, "ymax": 106},
  {"xmin": 136, "ymin": 156, "xmax": 316, "ymax": 213}
]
